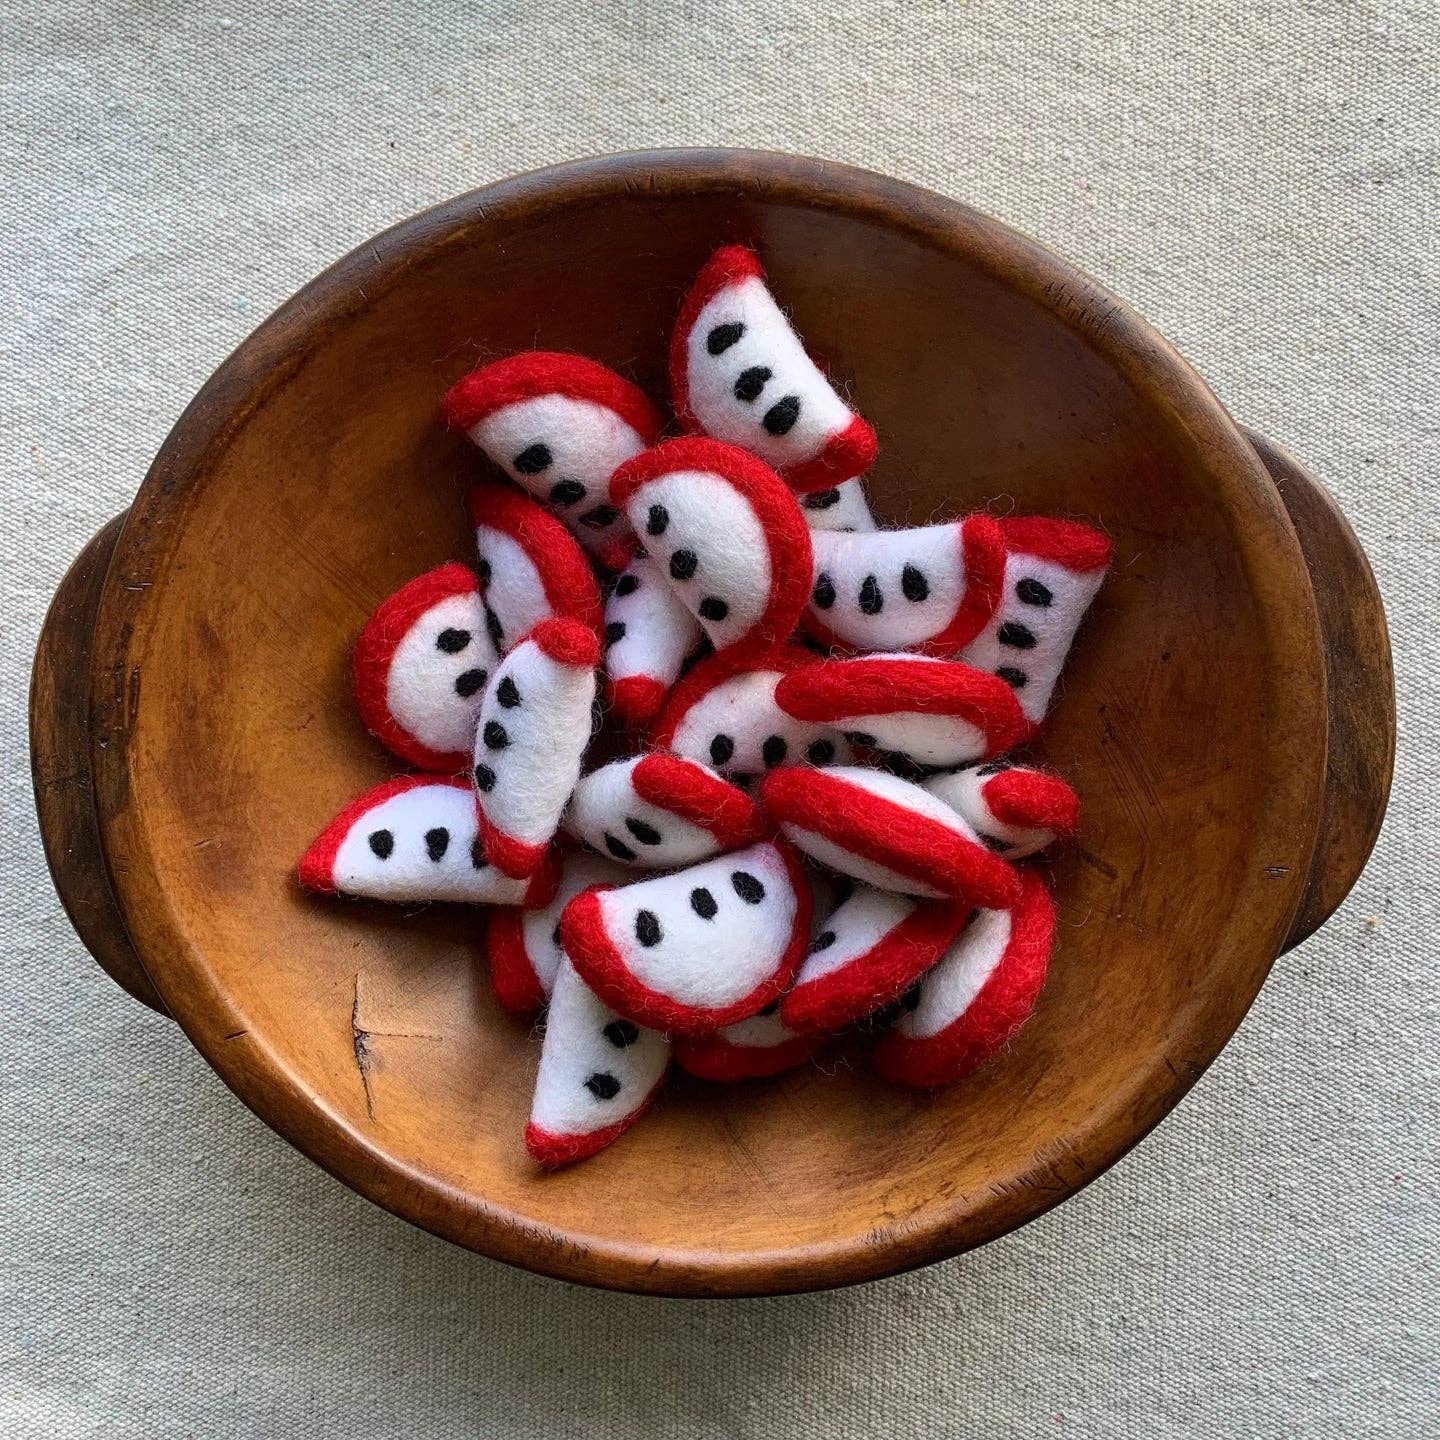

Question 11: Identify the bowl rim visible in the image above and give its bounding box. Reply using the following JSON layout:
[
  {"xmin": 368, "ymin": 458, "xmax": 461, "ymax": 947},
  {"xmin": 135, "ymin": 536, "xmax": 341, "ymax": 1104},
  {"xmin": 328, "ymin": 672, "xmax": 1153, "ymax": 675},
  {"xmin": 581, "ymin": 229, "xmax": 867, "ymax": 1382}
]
[{"xmin": 86, "ymin": 148, "xmax": 1328, "ymax": 1296}]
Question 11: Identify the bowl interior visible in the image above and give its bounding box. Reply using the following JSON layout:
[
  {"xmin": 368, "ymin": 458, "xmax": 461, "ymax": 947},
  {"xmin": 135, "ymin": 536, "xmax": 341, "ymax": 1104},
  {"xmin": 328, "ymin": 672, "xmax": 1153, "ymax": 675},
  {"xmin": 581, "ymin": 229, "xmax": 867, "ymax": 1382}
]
[{"xmin": 97, "ymin": 155, "xmax": 1325, "ymax": 1294}]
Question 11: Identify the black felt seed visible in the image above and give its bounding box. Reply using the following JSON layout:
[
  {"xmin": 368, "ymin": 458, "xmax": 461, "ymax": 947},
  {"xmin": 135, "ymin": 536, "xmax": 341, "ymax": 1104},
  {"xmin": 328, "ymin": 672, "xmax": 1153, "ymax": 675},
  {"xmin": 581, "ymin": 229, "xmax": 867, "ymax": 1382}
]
[
  {"xmin": 731, "ymin": 871, "xmax": 766, "ymax": 904},
  {"xmin": 997, "ymin": 666, "xmax": 1028, "ymax": 689},
  {"xmin": 761, "ymin": 735, "xmax": 788, "ymax": 767},
  {"xmin": 669, "ymin": 548, "xmax": 699, "ymax": 581},
  {"xmin": 646, "ymin": 503, "xmax": 669, "ymax": 536},
  {"xmin": 845, "ymin": 730, "xmax": 877, "ymax": 747},
  {"xmin": 436, "ymin": 627, "xmax": 471, "ymax": 653},
  {"xmin": 471, "ymin": 839, "xmax": 488, "ymax": 868},
  {"xmin": 809, "ymin": 929, "xmax": 836, "ymax": 955},
  {"xmin": 551, "ymin": 922, "xmax": 562, "ymax": 949},
  {"xmin": 763, "ymin": 395, "xmax": 801, "ymax": 436},
  {"xmin": 473, "ymin": 763, "xmax": 496, "ymax": 792},
  {"xmin": 1017, "ymin": 577, "xmax": 1053, "ymax": 607},
  {"xmin": 605, "ymin": 833, "xmax": 638, "ymax": 862},
  {"xmin": 979, "ymin": 833, "xmax": 1010, "ymax": 853},
  {"xmin": 424, "ymin": 827, "xmax": 449, "ymax": 862},
  {"xmin": 707, "ymin": 321, "xmax": 745, "ymax": 355},
  {"xmin": 605, "ymin": 620, "xmax": 627, "ymax": 647},
  {"xmin": 513, "ymin": 442, "xmax": 552, "ymax": 475},
  {"xmin": 698, "ymin": 596, "xmax": 729, "ymax": 622},
  {"xmin": 812, "ymin": 572, "xmax": 836, "ymax": 610},
  {"xmin": 483, "ymin": 720, "xmax": 509, "ymax": 751},
  {"xmin": 454, "ymin": 667, "xmax": 487, "ymax": 698},
  {"xmin": 614, "ymin": 572, "xmax": 640, "ymax": 597},
  {"xmin": 901, "ymin": 564, "xmax": 929, "ymax": 603},
  {"xmin": 802, "ymin": 488, "xmax": 841, "ymax": 510},
  {"xmin": 709, "ymin": 734, "xmax": 735, "ymax": 766},
  {"xmin": 367, "ymin": 829, "xmax": 394, "ymax": 860},
  {"xmin": 625, "ymin": 817, "xmax": 663, "ymax": 846},
  {"xmin": 484, "ymin": 605, "xmax": 504, "ymax": 654},
  {"xmin": 733, "ymin": 365, "xmax": 772, "ymax": 403},
  {"xmin": 858, "ymin": 575, "xmax": 883, "ymax": 615},
  {"xmin": 603, "ymin": 1019, "xmax": 640, "ymax": 1048},
  {"xmin": 585, "ymin": 1071, "xmax": 622, "ymax": 1100},
  {"xmin": 635, "ymin": 909, "xmax": 662, "ymax": 947},
  {"xmin": 549, "ymin": 477, "xmax": 586, "ymax": 507},
  {"xmin": 477, "ymin": 558, "xmax": 492, "ymax": 584},
  {"xmin": 689, "ymin": 886, "xmax": 718, "ymax": 920},
  {"xmin": 497, "ymin": 675, "xmax": 521, "ymax": 708},
  {"xmin": 579, "ymin": 504, "xmax": 619, "ymax": 529},
  {"xmin": 999, "ymin": 621, "xmax": 1038, "ymax": 650}
]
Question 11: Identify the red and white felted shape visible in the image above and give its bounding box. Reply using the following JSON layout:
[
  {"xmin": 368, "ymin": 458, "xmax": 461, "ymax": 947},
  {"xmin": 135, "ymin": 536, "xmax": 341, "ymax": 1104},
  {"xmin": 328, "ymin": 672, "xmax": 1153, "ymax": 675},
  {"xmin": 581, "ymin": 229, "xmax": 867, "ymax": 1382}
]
[
  {"xmin": 875, "ymin": 867, "xmax": 1055, "ymax": 1089},
  {"xmin": 959, "ymin": 516, "xmax": 1112, "ymax": 724},
  {"xmin": 473, "ymin": 618, "xmax": 599, "ymax": 879},
  {"xmin": 602, "ymin": 556, "xmax": 704, "ymax": 726},
  {"xmin": 779, "ymin": 883, "xmax": 973, "ymax": 1035},
  {"xmin": 652, "ymin": 646, "xmax": 853, "ymax": 780},
  {"xmin": 774, "ymin": 653, "xmax": 1032, "ymax": 769},
  {"xmin": 805, "ymin": 516, "xmax": 1007, "ymax": 656},
  {"xmin": 670, "ymin": 245, "xmax": 877, "ymax": 493},
  {"xmin": 299, "ymin": 776, "xmax": 558, "ymax": 907},
  {"xmin": 560, "ymin": 839, "xmax": 812, "ymax": 1034},
  {"xmin": 469, "ymin": 479, "xmax": 602, "ymax": 657},
  {"xmin": 485, "ymin": 851, "xmax": 628, "ymax": 1016},
  {"xmin": 610, "ymin": 437, "xmax": 812, "ymax": 656},
  {"xmin": 443, "ymin": 352, "xmax": 663, "ymax": 570},
  {"xmin": 351, "ymin": 563, "xmax": 496, "ymax": 772},
  {"xmin": 565, "ymin": 753, "xmax": 766, "ymax": 870},
  {"xmin": 798, "ymin": 477, "xmax": 877, "ymax": 534},
  {"xmin": 924, "ymin": 762, "xmax": 1080, "ymax": 859},
  {"xmin": 759, "ymin": 765, "xmax": 1021, "ymax": 906},
  {"xmin": 525, "ymin": 957, "xmax": 670, "ymax": 1168}
]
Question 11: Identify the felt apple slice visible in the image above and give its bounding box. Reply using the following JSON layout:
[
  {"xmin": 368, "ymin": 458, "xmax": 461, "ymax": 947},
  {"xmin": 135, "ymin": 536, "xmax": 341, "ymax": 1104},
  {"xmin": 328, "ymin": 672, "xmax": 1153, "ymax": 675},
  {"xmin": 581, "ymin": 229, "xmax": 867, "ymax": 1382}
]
[
  {"xmin": 299, "ymin": 775, "xmax": 558, "ymax": 906},
  {"xmin": 759, "ymin": 765, "xmax": 1021, "ymax": 906},
  {"xmin": 780, "ymin": 883, "xmax": 973, "ymax": 1035},
  {"xmin": 469, "ymin": 479, "xmax": 603, "ymax": 656},
  {"xmin": 925, "ymin": 762, "xmax": 1080, "ymax": 859},
  {"xmin": 651, "ymin": 645, "xmax": 853, "ymax": 781},
  {"xmin": 610, "ymin": 437, "xmax": 812, "ymax": 656},
  {"xmin": 566, "ymin": 753, "xmax": 766, "ymax": 870},
  {"xmin": 473, "ymin": 618, "xmax": 600, "ymax": 879},
  {"xmin": 525, "ymin": 957, "xmax": 670, "ymax": 1168},
  {"xmin": 560, "ymin": 839, "xmax": 812, "ymax": 1034},
  {"xmin": 444, "ymin": 352, "xmax": 663, "ymax": 570},
  {"xmin": 602, "ymin": 556, "xmax": 704, "ymax": 727},
  {"xmin": 352, "ymin": 563, "xmax": 496, "ymax": 772},
  {"xmin": 774, "ymin": 653, "xmax": 1032, "ymax": 769},
  {"xmin": 959, "ymin": 516, "xmax": 1112, "ymax": 723},
  {"xmin": 485, "ymin": 851, "xmax": 629, "ymax": 1016},
  {"xmin": 805, "ymin": 516, "xmax": 1007, "ymax": 656},
  {"xmin": 670, "ymin": 245, "xmax": 877, "ymax": 493},
  {"xmin": 875, "ymin": 867, "xmax": 1055, "ymax": 1089},
  {"xmin": 798, "ymin": 477, "xmax": 877, "ymax": 533}
]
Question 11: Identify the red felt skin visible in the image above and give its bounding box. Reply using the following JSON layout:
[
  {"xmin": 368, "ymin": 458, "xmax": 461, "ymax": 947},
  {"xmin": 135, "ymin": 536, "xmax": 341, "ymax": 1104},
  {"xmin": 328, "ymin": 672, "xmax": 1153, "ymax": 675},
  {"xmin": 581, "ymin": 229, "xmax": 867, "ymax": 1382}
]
[
  {"xmin": 442, "ymin": 351, "xmax": 665, "ymax": 449},
  {"xmin": 759, "ymin": 767, "xmax": 1021, "ymax": 908},
  {"xmin": 874, "ymin": 868, "xmax": 1056, "ymax": 1089},
  {"xmin": 780, "ymin": 897, "xmax": 974, "ymax": 1035},
  {"xmin": 524, "ymin": 1078, "xmax": 666, "ymax": 1170},
  {"xmin": 984, "ymin": 769, "xmax": 1080, "ymax": 835},
  {"xmin": 351, "ymin": 564, "xmax": 480, "ymax": 773},
  {"xmin": 606, "ymin": 674, "xmax": 670, "ymax": 728},
  {"xmin": 774, "ymin": 655, "xmax": 1031, "ymax": 755},
  {"xmin": 668, "ymin": 245, "xmax": 878, "ymax": 493},
  {"xmin": 468, "ymin": 480, "xmax": 604, "ymax": 640},
  {"xmin": 484, "ymin": 908, "xmax": 548, "ymax": 1016},
  {"xmin": 610, "ymin": 437, "xmax": 813, "ymax": 658},
  {"xmin": 674, "ymin": 1028, "xmax": 821, "ymax": 1082},
  {"xmin": 800, "ymin": 515, "xmax": 1009, "ymax": 658},
  {"xmin": 527, "ymin": 615, "xmax": 603, "ymax": 670},
  {"xmin": 631, "ymin": 753, "xmax": 767, "ymax": 849},
  {"xmin": 649, "ymin": 643, "xmax": 820, "ymax": 752},
  {"xmin": 999, "ymin": 515, "xmax": 1113, "ymax": 573},
  {"xmin": 559, "ymin": 841, "xmax": 814, "ymax": 1035}
]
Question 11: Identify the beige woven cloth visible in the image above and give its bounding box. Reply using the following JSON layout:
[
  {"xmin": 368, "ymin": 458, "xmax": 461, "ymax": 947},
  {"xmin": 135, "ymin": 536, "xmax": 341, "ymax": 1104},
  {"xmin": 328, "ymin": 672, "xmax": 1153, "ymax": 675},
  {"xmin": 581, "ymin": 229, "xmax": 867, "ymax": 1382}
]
[{"xmin": 3, "ymin": 2, "xmax": 1434, "ymax": 1435}]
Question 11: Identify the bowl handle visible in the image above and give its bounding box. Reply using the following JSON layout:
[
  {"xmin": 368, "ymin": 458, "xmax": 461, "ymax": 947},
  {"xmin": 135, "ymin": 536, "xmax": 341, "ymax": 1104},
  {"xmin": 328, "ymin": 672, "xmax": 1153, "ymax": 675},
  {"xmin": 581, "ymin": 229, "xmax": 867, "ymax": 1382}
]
[
  {"xmin": 1244, "ymin": 430, "xmax": 1396, "ymax": 953},
  {"xmin": 30, "ymin": 511, "xmax": 169, "ymax": 1016}
]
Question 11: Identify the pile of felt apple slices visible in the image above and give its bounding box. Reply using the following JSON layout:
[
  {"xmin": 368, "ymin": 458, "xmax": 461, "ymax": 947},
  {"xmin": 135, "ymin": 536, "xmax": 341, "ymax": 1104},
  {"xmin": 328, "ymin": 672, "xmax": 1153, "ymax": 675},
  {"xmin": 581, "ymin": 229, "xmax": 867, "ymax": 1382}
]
[{"xmin": 299, "ymin": 244, "xmax": 1111, "ymax": 1168}]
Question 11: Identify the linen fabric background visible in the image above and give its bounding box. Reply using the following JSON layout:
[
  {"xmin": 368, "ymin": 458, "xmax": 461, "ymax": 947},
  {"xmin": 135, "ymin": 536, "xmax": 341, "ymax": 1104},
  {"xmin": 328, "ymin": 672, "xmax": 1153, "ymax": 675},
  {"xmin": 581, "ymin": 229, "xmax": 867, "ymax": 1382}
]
[{"xmin": 3, "ymin": 2, "xmax": 1435, "ymax": 1435}]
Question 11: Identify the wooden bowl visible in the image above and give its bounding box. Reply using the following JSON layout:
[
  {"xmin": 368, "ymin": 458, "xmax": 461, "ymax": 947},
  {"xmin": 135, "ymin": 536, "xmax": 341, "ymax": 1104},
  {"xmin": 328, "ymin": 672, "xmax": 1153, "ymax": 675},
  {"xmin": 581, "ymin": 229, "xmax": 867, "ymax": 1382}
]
[{"xmin": 30, "ymin": 151, "xmax": 1394, "ymax": 1296}]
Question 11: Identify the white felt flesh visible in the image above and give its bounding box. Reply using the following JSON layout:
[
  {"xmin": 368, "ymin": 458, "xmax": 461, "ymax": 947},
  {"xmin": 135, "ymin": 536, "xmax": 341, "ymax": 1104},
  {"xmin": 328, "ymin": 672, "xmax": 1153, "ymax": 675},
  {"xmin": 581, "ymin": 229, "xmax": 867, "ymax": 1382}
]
[
  {"xmin": 781, "ymin": 825, "xmax": 947, "ymax": 900},
  {"xmin": 330, "ymin": 784, "xmax": 531, "ymax": 904},
  {"xmin": 623, "ymin": 470, "xmax": 772, "ymax": 650},
  {"xmin": 924, "ymin": 768, "xmax": 1055, "ymax": 858},
  {"xmin": 799, "ymin": 477, "xmax": 876, "ymax": 533},
  {"xmin": 960, "ymin": 551, "xmax": 1106, "ymax": 723},
  {"xmin": 385, "ymin": 591, "xmax": 496, "ymax": 758},
  {"xmin": 473, "ymin": 525, "xmax": 555, "ymax": 656},
  {"xmin": 530, "ymin": 959, "xmax": 669, "ymax": 1140},
  {"xmin": 517, "ymin": 853, "xmax": 630, "ymax": 1001},
  {"xmin": 566, "ymin": 757, "xmax": 725, "ymax": 870},
  {"xmin": 593, "ymin": 842, "xmax": 798, "ymax": 1010},
  {"xmin": 710, "ymin": 1008, "xmax": 801, "ymax": 1050},
  {"xmin": 686, "ymin": 274, "xmax": 855, "ymax": 471},
  {"xmin": 469, "ymin": 394, "xmax": 643, "ymax": 559},
  {"xmin": 839, "ymin": 710, "xmax": 990, "ymax": 768},
  {"xmin": 895, "ymin": 906, "xmax": 1013, "ymax": 1040},
  {"xmin": 474, "ymin": 639, "xmax": 596, "ymax": 851},
  {"xmin": 603, "ymin": 556, "xmax": 702, "ymax": 693},
  {"xmin": 808, "ymin": 524, "xmax": 969, "ymax": 652},
  {"xmin": 792, "ymin": 884, "xmax": 919, "ymax": 987}
]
